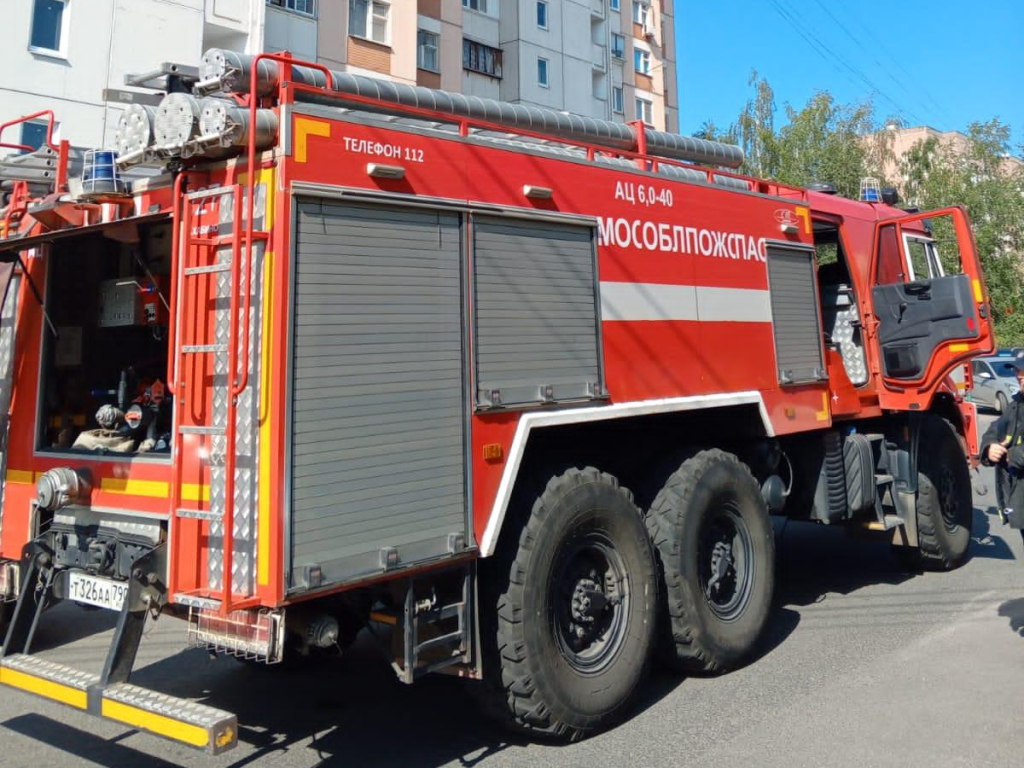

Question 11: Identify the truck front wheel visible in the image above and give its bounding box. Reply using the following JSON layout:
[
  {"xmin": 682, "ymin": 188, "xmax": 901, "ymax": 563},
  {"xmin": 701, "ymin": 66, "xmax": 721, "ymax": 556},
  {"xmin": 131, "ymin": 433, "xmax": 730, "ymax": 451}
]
[
  {"xmin": 913, "ymin": 415, "xmax": 973, "ymax": 570},
  {"xmin": 483, "ymin": 467, "xmax": 658, "ymax": 740},
  {"xmin": 646, "ymin": 449, "xmax": 775, "ymax": 674}
]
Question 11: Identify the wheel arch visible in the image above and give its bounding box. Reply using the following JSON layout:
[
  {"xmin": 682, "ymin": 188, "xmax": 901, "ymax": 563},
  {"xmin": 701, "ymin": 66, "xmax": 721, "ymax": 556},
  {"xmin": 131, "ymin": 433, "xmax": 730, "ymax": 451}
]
[{"xmin": 479, "ymin": 393, "xmax": 774, "ymax": 557}]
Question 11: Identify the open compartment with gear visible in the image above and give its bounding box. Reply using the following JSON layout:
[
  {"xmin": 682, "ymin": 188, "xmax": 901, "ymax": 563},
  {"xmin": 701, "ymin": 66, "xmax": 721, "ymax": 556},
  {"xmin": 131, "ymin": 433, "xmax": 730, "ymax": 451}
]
[{"xmin": 36, "ymin": 219, "xmax": 174, "ymax": 457}]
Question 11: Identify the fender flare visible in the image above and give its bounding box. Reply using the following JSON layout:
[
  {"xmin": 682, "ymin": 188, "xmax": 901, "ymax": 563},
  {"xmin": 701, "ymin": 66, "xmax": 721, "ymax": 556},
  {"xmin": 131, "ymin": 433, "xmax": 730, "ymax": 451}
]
[{"xmin": 478, "ymin": 390, "xmax": 774, "ymax": 557}]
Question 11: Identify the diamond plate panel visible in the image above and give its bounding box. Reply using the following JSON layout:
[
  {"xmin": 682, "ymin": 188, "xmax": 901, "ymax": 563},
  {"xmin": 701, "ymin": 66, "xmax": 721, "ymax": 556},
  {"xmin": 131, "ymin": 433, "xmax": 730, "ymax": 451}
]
[
  {"xmin": 205, "ymin": 191, "xmax": 264, "ymax": 597},
  {"xmin": 1, "ymin": 653, "xmax": 100, "ymax": 691},
  {"xmin": 0, "ymin": 276, "xmax": 21, "ymax": 548},
  {"xmin": 207, "ymin": 239, "xmax": 232, "ymax": 592},
  {"xmin": 232, "ymin": 243, "xmax": 263, "ymax": 595},
  {"xmin": 103, "ymin": 682, "xmax": 236, "ymax": 726}
]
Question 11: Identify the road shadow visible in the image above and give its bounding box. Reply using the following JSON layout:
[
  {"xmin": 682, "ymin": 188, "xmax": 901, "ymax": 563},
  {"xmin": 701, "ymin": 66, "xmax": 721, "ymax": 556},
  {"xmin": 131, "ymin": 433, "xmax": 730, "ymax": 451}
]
[
  {"xmin": 972, "ymin": 506, "xmax": 1017, "ymax": 561},
  {"xmin": 1, "ymin": 715, "xmax": 181, "ymax": 768},
  {"xmin": 773, "ymin": 519, "xmax": 917, "ymax": 608},
  {"xmin": 123, "ymin": 635, "xmax": 518, "ymax": 768},
  {"xmin": 997, "ymin": 598, "xmax": 1024, "ymax": 639}
]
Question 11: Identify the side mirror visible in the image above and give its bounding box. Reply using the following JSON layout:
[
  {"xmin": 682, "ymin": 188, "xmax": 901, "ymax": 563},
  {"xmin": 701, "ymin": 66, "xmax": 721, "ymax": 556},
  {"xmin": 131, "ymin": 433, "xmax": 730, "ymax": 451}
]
[{"xmin": 977, "ymin": 371, "xmax": 993, "ymax": 380}]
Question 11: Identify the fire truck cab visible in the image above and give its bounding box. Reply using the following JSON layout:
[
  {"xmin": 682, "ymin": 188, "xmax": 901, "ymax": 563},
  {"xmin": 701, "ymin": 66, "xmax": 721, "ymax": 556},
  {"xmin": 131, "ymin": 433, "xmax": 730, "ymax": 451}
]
[{"xmin": 0, "ymin": 51, "xmax": 991, "ymax": 753}]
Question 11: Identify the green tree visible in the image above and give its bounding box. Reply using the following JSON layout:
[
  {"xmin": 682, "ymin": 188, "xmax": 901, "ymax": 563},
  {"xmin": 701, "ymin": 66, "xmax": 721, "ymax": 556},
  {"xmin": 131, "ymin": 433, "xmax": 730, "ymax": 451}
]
[
  {"xmin": 772, "ymin": 92, "xmax": 876, "ymax": 198},
  {"xmin": 735, "ymin": 71, "xmax": 778, "ymax": 179}
]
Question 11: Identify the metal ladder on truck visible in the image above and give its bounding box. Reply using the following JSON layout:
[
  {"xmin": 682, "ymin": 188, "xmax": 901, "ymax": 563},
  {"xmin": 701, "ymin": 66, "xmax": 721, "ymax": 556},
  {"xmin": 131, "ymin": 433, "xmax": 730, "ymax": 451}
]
[{"xmin": 168, "ymin": 174, "xmax": 267, "ymax": 616}]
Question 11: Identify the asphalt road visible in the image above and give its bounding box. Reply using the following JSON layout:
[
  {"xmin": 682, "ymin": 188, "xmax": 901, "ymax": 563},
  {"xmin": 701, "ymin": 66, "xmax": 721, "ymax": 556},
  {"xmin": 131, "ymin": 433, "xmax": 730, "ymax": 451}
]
[{"xmin": 2, "ymin": 413, "xmax": 1023, "ymax": 768}]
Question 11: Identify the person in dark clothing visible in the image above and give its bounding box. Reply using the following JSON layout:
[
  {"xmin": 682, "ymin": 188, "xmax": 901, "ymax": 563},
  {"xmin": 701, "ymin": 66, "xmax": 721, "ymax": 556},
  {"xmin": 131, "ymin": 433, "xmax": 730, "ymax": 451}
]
[{"xmin": 979, "ymin": 351, "xmax": 1024, "ymax": 543}]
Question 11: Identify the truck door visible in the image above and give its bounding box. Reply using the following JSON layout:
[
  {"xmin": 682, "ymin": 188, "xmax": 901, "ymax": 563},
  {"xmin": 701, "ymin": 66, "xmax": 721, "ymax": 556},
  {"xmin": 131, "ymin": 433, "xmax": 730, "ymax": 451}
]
[{"xmin": 870, "ymin": 206, "xmax": 993, "ymax": 409}]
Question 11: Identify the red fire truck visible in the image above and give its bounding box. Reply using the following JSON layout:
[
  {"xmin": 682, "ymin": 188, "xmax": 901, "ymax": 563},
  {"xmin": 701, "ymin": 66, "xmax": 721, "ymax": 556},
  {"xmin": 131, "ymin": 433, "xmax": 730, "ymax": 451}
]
[{"xmin": 0, "ymin": 50, "xmax": 991, "ymax": 753}]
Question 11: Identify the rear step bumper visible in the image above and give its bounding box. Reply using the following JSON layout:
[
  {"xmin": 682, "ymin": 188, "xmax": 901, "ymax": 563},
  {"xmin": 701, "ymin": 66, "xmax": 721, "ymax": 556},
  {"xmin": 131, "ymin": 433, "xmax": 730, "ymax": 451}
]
[{"xmin": 0, "ymin": 653, "xmax": 237, "ymax": 754}]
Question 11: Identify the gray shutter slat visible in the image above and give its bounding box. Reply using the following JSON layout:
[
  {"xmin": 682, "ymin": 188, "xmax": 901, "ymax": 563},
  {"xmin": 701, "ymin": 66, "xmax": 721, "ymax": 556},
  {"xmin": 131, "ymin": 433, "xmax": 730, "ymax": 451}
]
[
  {"xmin": 290, "ymin": 200, "xmax": 466, "ymax": 587},
  {"xmin": 472, "ymin": 216, "xmax": 602, "ymax": 408},
  {"xmin": 767, "ymin": 246, "xmax": 826, "ymax": 385}
]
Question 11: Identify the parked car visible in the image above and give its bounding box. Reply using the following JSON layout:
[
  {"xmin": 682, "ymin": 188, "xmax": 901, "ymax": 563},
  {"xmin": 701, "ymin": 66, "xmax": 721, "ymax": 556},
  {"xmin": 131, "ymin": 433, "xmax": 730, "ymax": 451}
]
[{"xmin": 970, "ymin": 356, "xmax": 1021, "ymax": 413}]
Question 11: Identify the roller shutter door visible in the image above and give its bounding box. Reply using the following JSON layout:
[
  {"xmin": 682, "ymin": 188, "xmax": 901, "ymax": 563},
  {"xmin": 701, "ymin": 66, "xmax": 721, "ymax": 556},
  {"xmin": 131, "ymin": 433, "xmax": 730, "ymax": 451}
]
[
  {"xmin": 289, "ymin": 200, "xmax": 467, "ymax": 588},
  {"xmin": 473, "ymin": 216, "xmax": 602, "ymax": 408},
  {"xmin": 766, "ymin": 244, "xmax": 827, "ymax": 385}
]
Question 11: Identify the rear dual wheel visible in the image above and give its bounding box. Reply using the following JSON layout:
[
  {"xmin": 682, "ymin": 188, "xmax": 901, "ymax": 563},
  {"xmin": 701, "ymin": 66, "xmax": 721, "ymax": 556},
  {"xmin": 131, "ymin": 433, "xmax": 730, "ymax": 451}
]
[
  {"xmin": 482, "ymin": 453, "xmax": 775, "ymax": 739},
  {"xmin": 483, "ymin": 467, "xmax": 658, "ymax": 740},
  {"xmin": 646, "ymin": 449, "xmax": 776, "ymax": 673}
]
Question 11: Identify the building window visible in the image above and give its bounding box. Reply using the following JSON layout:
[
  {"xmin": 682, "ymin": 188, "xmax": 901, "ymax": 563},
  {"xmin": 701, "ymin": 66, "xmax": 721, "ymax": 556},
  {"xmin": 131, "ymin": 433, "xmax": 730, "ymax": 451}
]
[
  {"xmin": 463, "ymin": 0, "xmax": 488, "ymax": 12},
  {"xmin": 349, "ymin": 0, "xmax": 389, "ymax": 45},
  {"xmin": 634, "ymin": 48, "xmax": 651, "ymax": 74},
  {"xmin": 611, "ymin": 33, "xmax": 625, "ymax": 59},
  {"xmin": 612, "ymin": 86, "xmax": 624, "ymax": 114},
  {"xmin": 632, "ymin": 1, "xmax": 649, "ymax": 26},
  {"xmin": 537, "ymin": 57, "xmax": 549, "ymax": 87},
  {"xmin": 29, "ymin": 0, "xmax": 67, "ymax": 55},
  {"xmin": 463, "ymin": 39, "xmax": 502, "ymax": 77},
  {"xmin": 267, "ymin": 0, "xmax": 316, "ymax": 16},
  {"xmin": 417, "ymin": 30, "xmax": 439, "ymax": 72},
  {"xmin": 536, "ymin": 0, "xmax": 548, "ymax": 29},
  {"xmin": 635, "ymin": 97, "xmax": 653, "ymax": 125},
  {"xmin": 20, "ymin": 121, "xmax": 50, "ymax": 153},
  {"xmin": 610, "ymin": 0, "xmax": 620, "ymax": 10}
]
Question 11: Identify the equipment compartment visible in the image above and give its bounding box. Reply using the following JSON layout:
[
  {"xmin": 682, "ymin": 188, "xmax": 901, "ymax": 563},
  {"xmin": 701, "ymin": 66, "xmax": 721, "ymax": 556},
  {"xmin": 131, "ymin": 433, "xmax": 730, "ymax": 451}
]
[{"xmin": 37, "ymin": 221, "xmax": 173, "ymax": 455}]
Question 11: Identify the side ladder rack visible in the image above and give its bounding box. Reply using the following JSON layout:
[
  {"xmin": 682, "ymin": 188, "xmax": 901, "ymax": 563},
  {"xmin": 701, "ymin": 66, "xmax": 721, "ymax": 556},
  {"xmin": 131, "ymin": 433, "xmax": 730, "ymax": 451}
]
[{"xmin": 167, "ymin": 178, "xmax": 267, "ymax": 615}]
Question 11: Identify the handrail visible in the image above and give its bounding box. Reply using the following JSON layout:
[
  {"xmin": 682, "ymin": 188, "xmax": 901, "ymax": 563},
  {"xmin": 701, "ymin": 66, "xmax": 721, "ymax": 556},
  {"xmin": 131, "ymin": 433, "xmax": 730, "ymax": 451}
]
[
  {"xmin": 282, "ymin": 79, "xmax": 809, "ymax": 201},
  {"xmin": 166, "ymin": 172, "xmax": 191, "ymax": 396},
  {"xmin": 166, "ymin": 174, "xmax": 193, "ymax": 604},
  {"xmin": 237, "ymin": 52, "xmax": 332, "ymax": 399},
  {"xmin": 0, "ymin": 110, "xmax": 59, "ymax": 153}
]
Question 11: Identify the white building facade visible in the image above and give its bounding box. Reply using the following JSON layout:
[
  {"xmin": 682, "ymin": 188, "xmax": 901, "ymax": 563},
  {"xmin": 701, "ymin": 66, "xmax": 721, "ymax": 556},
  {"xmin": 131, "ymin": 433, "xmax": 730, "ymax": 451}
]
[{"xmin": 1, "ymin": 0, "xmax": 677, "ymax": 156}]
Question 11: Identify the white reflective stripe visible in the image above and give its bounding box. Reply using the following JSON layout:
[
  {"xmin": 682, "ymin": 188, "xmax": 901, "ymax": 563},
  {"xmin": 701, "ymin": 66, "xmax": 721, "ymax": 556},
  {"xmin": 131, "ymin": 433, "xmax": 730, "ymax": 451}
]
[
  {"xmin": 697, "ymin": 285, "xmax": 773, "ymax": 323},
  {"xmin": 479, "ymin": 391, "xmax": 773, "ymax": 557},
  {"xmin": 600, "ymin": 282, "xmax": 772, "ymax": 323},
  {"xmin": 600, "ymin": 282, "xmax": 698, "ymax": 321}
]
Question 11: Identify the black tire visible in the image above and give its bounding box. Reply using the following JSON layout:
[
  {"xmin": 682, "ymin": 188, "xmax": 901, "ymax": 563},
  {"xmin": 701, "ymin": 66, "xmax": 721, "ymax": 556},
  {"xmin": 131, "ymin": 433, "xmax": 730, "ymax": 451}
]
[
  {"xmin": 913, "ymin": 415, "xmax": 973, "ymax": 570},
  {"xmin": 483, "ymin": 467, "xmax": 658, "ymax": 741},
  {"xmin": 646, "ymin": 449, "xmax": 775, "ymax": 674},
  {"xmin": 996, "ymin": 392, "xmax": 1008, "ymax": 415}
]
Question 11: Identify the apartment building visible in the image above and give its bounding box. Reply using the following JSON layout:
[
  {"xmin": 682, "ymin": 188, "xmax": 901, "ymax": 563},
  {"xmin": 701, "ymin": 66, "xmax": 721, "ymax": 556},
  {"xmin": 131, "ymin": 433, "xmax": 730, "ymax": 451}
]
[
  {"xmin": 1, "ymin": 0, "xmax": 677, "ymax": 155},
  {"xmin": 0, "ymin": 0, "xmax": 261, "ymax": 153},
  {"xmin": 872, "ymin": 124, "xmax": 1024, "ymax": 182}
]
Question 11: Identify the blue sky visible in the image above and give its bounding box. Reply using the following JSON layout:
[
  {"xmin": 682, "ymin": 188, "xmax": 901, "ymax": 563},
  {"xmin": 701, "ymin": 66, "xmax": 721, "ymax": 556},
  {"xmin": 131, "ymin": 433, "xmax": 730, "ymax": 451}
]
[{"xmin": 675, "ymin": 0, "xmax": 1024, "ymax": 152}]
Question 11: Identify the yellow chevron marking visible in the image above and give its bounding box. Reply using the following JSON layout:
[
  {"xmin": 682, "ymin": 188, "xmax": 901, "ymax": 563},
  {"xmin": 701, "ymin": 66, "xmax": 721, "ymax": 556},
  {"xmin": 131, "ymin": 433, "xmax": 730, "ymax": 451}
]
[
  {"xmin": 5, "ymin": 470, "xmax": 35, "ymax": 485},
  {"xmin": 258, "ymin": 251, "xmax": 275, "ymax": 587},
  {"xmin": 100, "ymin": 478, "xmax": 169, "ymax": 498},
  {"xmin": 815, "ymin": 391, "xmax": 830, "ymax": 422},
  {"xmin": 181, "ymin": 483, "xmax": 210, "ymax": 503},
  {"xmin": 294, "ymin": 118, "xmax": 330, "ymax": 163},
  {"xmin": 795, "ymin": 206, "xmax": 812, "ymax": 234}
]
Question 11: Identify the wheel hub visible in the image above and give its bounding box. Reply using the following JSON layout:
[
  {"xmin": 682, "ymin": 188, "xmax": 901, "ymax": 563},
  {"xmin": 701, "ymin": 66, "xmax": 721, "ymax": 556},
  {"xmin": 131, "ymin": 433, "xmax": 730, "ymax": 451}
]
[
  {"xmin": 552, "ymin": 537, "xmax": 630, "ymax": 673},
  {"xmin": 939, "ymin": 467, "xmax": 960, "ymax": 530},
  {"xmin": 706, "ymin": 540, "xmax": 734, "ymax": 595},
  {"xmin": 699, "ymin": 505, "xmax": 754, "ymax": 621}
]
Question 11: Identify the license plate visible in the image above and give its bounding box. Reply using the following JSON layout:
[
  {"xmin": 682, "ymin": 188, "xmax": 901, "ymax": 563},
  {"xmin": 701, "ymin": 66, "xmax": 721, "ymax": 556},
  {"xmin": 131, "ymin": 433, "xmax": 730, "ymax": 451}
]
[{"xmin": 67, "ymin": 571, "xmax": 128, "ymax": 611}]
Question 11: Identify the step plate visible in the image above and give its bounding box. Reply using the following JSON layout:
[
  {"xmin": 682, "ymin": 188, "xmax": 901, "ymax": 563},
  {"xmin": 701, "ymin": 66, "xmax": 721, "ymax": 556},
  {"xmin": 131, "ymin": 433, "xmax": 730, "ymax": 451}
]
[
  {"xmin": 0, "ymin": 654, "xmax": 237, "ymax": 754},
  {"xmin": 0, "ymin": 654, "xmax": 98, "ymax": 710},
  {"xmin": 102, "ymin": 683, "xmax": 237, "ymax": 754}
]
